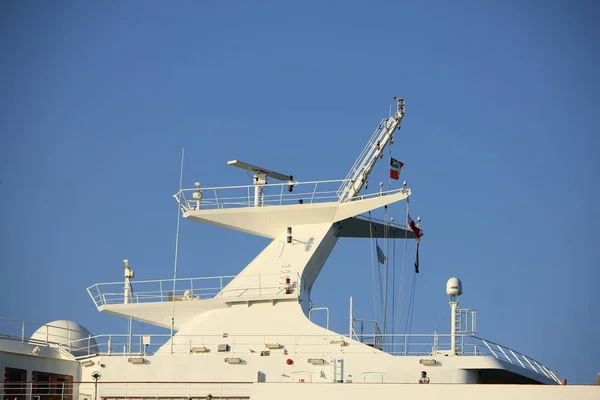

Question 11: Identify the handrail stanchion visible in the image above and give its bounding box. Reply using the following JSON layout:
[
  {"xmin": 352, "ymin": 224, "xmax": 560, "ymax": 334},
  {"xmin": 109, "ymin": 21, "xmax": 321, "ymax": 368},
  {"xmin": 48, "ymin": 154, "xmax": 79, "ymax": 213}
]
[
  {"xmin": 279, "ymin": 185, "xmax": 284, "ymax": 206},
  {"xmin": 497, "ymin": 345, "xmax": 511, "ymax": 363},
  {"xmin": 481, "ymin": 339, "xmax": 498, "ymax": 358},
  {"xmin": 522, "ymin": 355, "xmax": 538, "ymax": 373},
  {"xmin": 214, "ymin": 188, "xmax": 220, "ymax": 209},
  {"xmin": 533, "ymin": 360, "xmax": 550, "ymax": 379}
]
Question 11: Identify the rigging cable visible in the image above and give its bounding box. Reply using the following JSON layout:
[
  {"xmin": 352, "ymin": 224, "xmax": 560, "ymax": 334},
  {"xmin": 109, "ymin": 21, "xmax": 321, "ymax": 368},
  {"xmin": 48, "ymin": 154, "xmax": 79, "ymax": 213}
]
[
  {"xmin": 170, "ymin": 148, "xmax": 185, "ymax": 354},
  {"xmin": 404, "ymin": 271, "xmax": 418, "ymax": 335},
  {"xmin": 391, "ymin": 224, "xmax": 397, "ymax": 339},
  {"xmin": 394, "ymin": 195, "xmax": 410, "ymax": 336},
  {"xmin": 368, "ymin": 211, "xmax": 378, "ymax": 325},
  {"xmin": 382, "ymin": 126, "xmax": 394, "ymax": 343},
  {"xmin": 382, "ymin": 206, "xmax": 389, "ymax": 340}
]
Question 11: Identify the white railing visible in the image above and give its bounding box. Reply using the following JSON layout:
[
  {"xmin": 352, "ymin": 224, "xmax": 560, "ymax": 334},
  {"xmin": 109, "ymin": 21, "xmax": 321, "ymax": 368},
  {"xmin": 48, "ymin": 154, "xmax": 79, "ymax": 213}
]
[
  {"xmin": 0, "ymin": 317, "xmax": 558, "ymax": 385},
  {"xmin": 0, "ymin": 317, "xmax": 90, "ymax": 348},
  {"xmin": 174, "ymin": 180, "xmax": 410, "ymax": 212},
  {"xmin": 476, "ymin": 337, "xmax": 560, "ymax": 383},
  {"xmin": 175, "ymin": 179, "xmax": 347, "ymax": 211},
  {"xmin": 54, "ymin": 331, "xmax": 558, "ymax": 383},
  {"xmin": 0, "ymin": 381, "xmax": 252, "ymax": 400},
  {"xmin": 87, "ymin": 273, "xmax": 301, "ymax": 307}
]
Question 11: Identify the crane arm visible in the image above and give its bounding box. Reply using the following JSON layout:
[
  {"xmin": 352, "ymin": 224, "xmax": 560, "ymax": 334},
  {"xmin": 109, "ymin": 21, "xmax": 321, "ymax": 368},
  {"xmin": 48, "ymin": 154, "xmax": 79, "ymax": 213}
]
[{"xmin": 337, "ymin": 98, "xmax": 406, "ymax": 202}]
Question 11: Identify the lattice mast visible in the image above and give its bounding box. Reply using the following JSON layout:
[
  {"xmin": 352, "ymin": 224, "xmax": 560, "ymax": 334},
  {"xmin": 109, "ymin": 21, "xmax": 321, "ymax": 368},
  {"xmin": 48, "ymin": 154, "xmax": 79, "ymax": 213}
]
[{"xmin": 337, "ymin": 97, "xmax": 406, "ymax": 202}]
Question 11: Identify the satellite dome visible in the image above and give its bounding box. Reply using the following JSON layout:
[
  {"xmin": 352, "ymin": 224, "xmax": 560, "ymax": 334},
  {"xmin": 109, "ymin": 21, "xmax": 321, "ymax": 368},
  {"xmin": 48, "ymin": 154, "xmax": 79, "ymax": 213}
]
[
  {"xmin": 446, "ymin": 277, "xmax": 463, "ymax": 296},
  {"xmin": 31, "ymin": 320, "xmax": 97, "ymax": 357}
]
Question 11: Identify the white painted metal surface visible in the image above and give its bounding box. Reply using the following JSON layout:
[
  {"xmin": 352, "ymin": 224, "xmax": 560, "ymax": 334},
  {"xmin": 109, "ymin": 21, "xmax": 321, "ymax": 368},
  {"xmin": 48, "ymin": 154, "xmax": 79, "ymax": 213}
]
[{"xmin": 2, "ymin": 99, "xmax": 592, "ymax": 400}]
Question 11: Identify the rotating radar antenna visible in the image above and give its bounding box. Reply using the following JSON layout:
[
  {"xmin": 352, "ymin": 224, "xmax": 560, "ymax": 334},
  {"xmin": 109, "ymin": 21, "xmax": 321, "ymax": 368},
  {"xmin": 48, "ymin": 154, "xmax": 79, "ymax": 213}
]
[{"xmin": 227, "ymin": 160, "xmax": 295, "ymax": 207}]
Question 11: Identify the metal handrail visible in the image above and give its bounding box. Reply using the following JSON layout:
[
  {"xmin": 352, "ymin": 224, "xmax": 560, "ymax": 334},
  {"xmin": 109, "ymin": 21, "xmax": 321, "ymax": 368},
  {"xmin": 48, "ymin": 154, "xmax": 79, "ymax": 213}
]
[
  {"xmin": 86, "ymin": 272, "xmax": 301, "ymax": 307},
  {"xmin": 174, "ymin": 179, "xmax": 410, "ymax": 212},
  {"xmin": 0, "ymin": 381, "xmax": 253, "ymax": 400},
  {"xmin": 0, "ymin": 317, "xmax": 88, "ymax": 346},
  {"xmin": 0, "ymin": 320, "xmax": 558, "ymax": 384},
  {"xmin": 56, "ymin": 332, "xmax": 555, "ymax": 381}
]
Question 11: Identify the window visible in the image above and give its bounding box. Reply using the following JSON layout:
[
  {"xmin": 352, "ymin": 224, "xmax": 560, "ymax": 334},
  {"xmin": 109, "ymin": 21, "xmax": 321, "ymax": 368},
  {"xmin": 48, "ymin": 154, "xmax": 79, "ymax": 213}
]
[
  {"xmin": 32, "ymin": 372, "xmax": 73, "ymax": 400},
  {"xmin": 3, "ymin": 368, "xmax": 26, "ymax": 400}
]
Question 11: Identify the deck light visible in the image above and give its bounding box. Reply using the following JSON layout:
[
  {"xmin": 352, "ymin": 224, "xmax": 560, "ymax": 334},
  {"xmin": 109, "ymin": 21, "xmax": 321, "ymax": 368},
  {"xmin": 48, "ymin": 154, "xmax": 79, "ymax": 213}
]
[{"xmin": 191, "ymin": 346, "xmax": 208, "ymax": 353}]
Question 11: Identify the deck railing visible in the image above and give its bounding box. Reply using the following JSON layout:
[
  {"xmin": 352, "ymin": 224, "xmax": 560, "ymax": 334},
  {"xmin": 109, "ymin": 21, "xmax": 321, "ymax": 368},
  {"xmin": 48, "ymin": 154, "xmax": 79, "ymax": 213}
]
[
  {"xmin": 0, "ymin": 318, "xmax": 559, "ymax": 384},
  {"xmin": 0, "ymin": 381, "xmax": 252, "ymax": 400},
  {"xmin": 86, "ymin": 273, "xmax": 301, "ymax": 308},
  {"xmin": 46, "ymin": 332, "xmax": 558, "ymax": 384},
  {"xmin": 0, "ymin": 317, "xmax": 90, "ymax": 348},
  {"xmin": 173, "ymin": 180, "xmax": 410, "ymax": 212}
]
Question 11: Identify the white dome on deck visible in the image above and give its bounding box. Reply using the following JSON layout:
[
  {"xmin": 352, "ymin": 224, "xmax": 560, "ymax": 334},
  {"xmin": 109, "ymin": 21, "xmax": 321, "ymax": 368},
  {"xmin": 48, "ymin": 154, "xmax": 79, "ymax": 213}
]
[
  {"xmin": 446, "ymin": 277, "xmax": 463, "ymax": 296},
  {"xmin": 31, "ymin": 320, "xmax": 97, "ymax": 357}
]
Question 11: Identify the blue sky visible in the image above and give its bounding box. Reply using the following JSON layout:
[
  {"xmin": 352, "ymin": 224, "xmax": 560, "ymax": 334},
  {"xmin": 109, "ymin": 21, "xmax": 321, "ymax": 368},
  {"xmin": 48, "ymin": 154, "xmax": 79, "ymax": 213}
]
[{"xmin": 1, "ymin": 0, "xmax": 599, "ymax": 384}]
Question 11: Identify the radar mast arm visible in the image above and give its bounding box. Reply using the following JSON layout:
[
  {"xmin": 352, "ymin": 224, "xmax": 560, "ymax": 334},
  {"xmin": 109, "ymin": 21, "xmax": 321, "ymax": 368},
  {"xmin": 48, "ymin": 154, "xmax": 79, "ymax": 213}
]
[{"xmin": 338, "ymin": 98, "xmax": 406, "ymax": 202}]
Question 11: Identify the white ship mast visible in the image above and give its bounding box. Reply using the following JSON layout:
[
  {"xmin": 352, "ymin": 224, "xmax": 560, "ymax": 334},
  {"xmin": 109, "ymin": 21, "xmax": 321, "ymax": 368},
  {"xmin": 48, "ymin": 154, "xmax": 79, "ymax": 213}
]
[{"xmin": 2, "ymin": 98, "xmax": 589, "ymax": 400}]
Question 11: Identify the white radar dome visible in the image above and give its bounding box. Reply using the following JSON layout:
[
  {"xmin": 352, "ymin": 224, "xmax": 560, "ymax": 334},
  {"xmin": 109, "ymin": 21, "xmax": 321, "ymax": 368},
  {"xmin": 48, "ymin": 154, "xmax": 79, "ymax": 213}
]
[
  {"xmin": 446, "ymin": 277, "xmax": 463, "ymax": 296},
  {"xmin": 31, "ymin": 320, "xmax": 98, "ymax": 357}
]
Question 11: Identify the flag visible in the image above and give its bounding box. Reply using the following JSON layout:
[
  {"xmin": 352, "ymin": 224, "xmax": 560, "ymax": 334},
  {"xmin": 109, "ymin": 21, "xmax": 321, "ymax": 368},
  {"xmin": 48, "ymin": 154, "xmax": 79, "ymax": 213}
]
[
  {"xmin": 414, "ymin": 242, "xmax": 420, "ymax": 273},
  {"xmin": 389, "ymin": 157, "xmax": 404, "ymax": 180},
  {"xmin": 408, "ymin": 214, "xmax": 422, "ymax": 241},
  {"xmin": 376, "ymin": 243, "xmax": 386, "ymax": 264}
]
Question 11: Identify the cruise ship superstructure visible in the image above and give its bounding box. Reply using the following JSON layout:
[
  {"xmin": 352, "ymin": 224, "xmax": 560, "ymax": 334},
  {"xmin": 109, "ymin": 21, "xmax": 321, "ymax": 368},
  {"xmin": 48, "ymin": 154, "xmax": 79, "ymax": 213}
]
[{"xmin": 1, "ymin": 98, "xmax": 597, "ymax": 399}]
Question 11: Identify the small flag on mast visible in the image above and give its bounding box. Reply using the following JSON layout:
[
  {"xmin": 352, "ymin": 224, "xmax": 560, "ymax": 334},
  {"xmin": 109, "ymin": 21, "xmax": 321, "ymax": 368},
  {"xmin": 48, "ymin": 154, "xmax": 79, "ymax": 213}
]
[
  {"xmin": 389, "ymin": 157, "xmax": 404, "ymax": 180},
  {"xmin": 407, "ymin": 214, "xmax": 422, "ymax": 241},
  {"xmin": 414, "ymin": 242, "xmax": 420, "ymax": 273},
  {"xmin": 376, "ymin": 243, "xmax": 387, "ymax": 264}
]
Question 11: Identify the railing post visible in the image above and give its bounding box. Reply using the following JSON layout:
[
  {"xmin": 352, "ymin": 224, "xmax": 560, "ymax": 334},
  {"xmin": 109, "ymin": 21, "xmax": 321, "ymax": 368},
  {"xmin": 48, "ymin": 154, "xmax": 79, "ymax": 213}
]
[
  {"xmin": 279, "ymin": 185, "xmax": 284, "ymax": 206},
  {"xmin": 311, "ymin": 182, "xmax": 319, "ymax": 203},
  {"xmin": 481, "ymin": 339, "xmax": 498, "ymax": 358},
  {"xmin": 21, "ymin": 321, "xmax": 25, "ymax": 342}
]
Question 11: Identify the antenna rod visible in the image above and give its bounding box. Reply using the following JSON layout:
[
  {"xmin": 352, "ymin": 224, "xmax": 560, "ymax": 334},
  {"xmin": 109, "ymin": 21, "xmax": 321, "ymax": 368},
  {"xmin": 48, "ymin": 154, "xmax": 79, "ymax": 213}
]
[{"xmin": 170, "ymin": 148, "xmax": 185, "ymax": 354}]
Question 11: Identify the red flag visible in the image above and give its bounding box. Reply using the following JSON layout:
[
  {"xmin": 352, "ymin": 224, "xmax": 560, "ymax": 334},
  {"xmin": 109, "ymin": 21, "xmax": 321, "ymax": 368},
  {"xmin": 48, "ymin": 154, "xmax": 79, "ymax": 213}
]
[
  {"xmin": 389, "ymin": 157, "xmax": 404, "ymax": 180},
  {"xmin": 408, "ymin": 214, "xmax": 422, "ymax": 241}
]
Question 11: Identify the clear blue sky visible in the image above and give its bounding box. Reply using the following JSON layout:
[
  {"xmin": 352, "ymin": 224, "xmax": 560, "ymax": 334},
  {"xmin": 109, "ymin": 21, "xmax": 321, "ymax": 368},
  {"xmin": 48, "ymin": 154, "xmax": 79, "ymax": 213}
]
[{"xmin": 1, "ymin": 0, "xmax": 598, "ymax": 384}]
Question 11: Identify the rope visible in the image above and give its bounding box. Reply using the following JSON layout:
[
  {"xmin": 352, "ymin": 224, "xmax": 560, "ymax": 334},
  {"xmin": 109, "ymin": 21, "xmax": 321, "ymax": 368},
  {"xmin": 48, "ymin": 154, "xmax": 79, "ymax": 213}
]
[
  {"xmin": 390, "ymin": 223, "xmax": 397, "ymax": 347},
  {"xmin": 404, "ymin": 272, "xmax": 418, "ymax": 335},
  {"xmin": 394, "ymin": 197, "xmax": 410, "ymax": 335},
  {"xmin": 368, "ymin": 211, "xmax": 378, "ymax": 323},
  {"xmin": 382, "ymin": 206, "xmax": 389, "ymax": 337}
]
